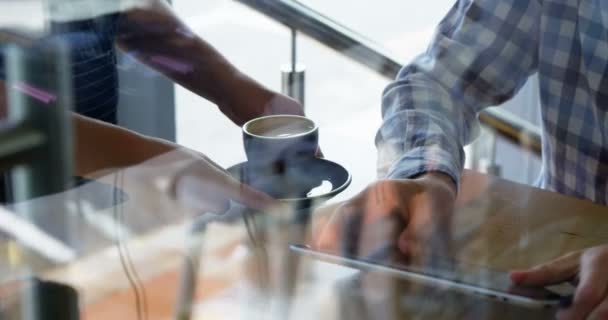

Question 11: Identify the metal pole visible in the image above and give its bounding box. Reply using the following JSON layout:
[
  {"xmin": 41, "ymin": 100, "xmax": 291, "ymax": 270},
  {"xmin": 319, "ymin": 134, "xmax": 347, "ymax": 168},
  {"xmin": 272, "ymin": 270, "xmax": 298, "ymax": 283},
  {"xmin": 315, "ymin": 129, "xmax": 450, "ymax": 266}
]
[
  {"xmin": 482, "ymin": 128, "xmax": 502, "ymax": 177},
  {"xmin": 281, "ymin": 29, "xmax": 305, "ymax": 107},
  {"xmin": 291, "ymin": 28, "xmax": 296, "ymax": 74}
]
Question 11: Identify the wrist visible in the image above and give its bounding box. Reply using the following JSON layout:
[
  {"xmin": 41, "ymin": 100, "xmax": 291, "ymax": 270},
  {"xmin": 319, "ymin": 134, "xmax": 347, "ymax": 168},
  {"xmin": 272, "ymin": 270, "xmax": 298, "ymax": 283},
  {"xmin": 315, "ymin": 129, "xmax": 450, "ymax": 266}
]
[
  {"xmin": 222, "ymin": 77, "xmax": 304, "ymax": 124},
  {"xmin": 139, "ymin": 136, "xmax": 177, "ymax": 160},
  {"xmin": 414, "ymin": 171, "xmax": 458, "ymax": 197},
  {"xmin": 219, "ymin": 72, "xmax": 274, "ymax": 123},
  {"xmin": 264, "ymin": 94, "xmax": 304, "ymax": 116},
  {"xmin": 115, "ymin": 133, "xmax": 177, "ymax": 170}
]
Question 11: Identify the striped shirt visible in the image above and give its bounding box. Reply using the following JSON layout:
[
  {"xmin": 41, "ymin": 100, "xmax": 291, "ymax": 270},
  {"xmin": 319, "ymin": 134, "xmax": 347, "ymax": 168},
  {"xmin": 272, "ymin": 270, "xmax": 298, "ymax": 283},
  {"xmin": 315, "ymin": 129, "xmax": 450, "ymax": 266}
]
[
  {"xmin": 1, "ymin": 13, "xmax": 121, "ymax": 124},
  {"xmin": 377, "ymin": 0, "xmax": 608, "ymax": 205}
]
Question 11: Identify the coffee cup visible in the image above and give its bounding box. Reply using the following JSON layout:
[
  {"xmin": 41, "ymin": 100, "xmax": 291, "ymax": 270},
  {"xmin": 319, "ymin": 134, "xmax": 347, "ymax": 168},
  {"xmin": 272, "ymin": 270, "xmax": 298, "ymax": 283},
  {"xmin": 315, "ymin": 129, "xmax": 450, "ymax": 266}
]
[{"xmin": 242, "ymin": 115, "xmax": 318, "ymax": 170}]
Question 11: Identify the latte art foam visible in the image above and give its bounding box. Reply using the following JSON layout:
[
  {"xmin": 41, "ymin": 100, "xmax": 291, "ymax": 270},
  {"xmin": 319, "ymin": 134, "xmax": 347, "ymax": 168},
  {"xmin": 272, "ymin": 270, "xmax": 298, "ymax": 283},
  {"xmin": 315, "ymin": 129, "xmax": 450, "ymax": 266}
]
[
  {"xmin": 257, "ymin": 122, "xmax": 315, "ymax": 138},
  {"xmin": 246, "ymin": 117, "xmax": 315, "ymax": 138}
]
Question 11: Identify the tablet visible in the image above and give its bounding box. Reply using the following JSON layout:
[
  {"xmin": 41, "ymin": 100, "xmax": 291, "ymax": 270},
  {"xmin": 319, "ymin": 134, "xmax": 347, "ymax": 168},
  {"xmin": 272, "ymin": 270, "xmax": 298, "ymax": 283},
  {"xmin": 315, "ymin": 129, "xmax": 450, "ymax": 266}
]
[{"xmin": 290, "ymin": 244, "xmax": 570, "ymax": 309}]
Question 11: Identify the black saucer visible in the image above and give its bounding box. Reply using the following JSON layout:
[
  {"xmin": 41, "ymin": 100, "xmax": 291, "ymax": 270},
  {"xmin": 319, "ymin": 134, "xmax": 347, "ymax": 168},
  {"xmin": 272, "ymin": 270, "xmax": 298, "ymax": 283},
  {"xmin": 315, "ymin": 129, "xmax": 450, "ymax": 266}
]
[{"xmin": 227, "ymin": 158, "xmax": 351, "ymax": 204}]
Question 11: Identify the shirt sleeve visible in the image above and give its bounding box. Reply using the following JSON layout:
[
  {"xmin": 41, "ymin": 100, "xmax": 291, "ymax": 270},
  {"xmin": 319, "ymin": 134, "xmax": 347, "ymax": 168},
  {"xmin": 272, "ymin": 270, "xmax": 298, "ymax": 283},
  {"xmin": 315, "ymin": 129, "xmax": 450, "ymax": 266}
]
[{"xmin": 376, "ymin": 0, "xmax": 541, "ymax": 187}]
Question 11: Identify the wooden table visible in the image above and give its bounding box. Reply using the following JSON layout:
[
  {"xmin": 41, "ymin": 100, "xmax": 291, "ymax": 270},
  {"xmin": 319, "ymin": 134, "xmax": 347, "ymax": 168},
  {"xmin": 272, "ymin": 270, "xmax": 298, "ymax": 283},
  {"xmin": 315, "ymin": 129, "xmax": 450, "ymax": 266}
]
[
  {"xmin": 331, "ymin": 170, "xmax": 608, "ymax": 319},
  {"xmin": 41, "ymin": 170, "xmax": 608, "ymax": 319}
]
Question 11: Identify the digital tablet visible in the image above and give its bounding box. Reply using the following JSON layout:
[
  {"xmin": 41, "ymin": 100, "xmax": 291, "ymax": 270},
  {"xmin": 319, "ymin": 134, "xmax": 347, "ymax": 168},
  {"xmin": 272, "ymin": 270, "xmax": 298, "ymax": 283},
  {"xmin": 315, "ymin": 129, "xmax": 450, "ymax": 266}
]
[{"xmin": 290, "ymin": 244, "xmax": 571, "ymax": 309}]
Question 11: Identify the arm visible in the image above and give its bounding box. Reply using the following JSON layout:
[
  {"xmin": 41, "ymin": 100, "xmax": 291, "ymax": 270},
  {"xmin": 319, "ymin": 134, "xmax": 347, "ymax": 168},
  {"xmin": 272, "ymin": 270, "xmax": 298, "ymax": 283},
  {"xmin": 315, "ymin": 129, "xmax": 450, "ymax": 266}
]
[
  {"xmin": 73, "ymin": 112, "xmax": 175, "ymax": 176},
  {"xmin": 0, "ymin": 79, "xmax": 173, "ymax": 175},
  {"xmin": 377, "ymin": 0, "xmax": 540, "ymax": 186},
  {"xmin": 315, "ymin": 0, "xmax": 542, "ymax": 279},
  {"xmin": 0, "ymin": 80, "xmax": 273, "ymax": 211},
  {"xmin": 75, "ymin": 112, "xmax": 275, "ymax": 212},
  {"xmin": 115, "ymin": 0, "xmax": 302, "ymax": 125}
]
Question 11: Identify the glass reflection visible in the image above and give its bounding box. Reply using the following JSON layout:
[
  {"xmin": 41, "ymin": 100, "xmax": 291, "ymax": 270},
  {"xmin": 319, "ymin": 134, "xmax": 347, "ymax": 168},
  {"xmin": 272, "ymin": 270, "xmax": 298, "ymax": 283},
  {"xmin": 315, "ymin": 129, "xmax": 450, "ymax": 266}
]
[{"xmin": 0, "ymin": 1, "xmax": 607, "ymax": 320}]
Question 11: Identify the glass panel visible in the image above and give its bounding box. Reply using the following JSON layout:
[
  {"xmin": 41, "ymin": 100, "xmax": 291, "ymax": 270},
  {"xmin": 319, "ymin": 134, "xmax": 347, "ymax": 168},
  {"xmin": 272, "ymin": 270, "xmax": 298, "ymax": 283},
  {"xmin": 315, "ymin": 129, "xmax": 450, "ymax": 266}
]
[
  {"xmin": 0, "ymin": 1, "xmax": 605, "ymax": 319},
  {"xmin": 298, "ymin": 0, "xmax": 455, "ymax": 62}
]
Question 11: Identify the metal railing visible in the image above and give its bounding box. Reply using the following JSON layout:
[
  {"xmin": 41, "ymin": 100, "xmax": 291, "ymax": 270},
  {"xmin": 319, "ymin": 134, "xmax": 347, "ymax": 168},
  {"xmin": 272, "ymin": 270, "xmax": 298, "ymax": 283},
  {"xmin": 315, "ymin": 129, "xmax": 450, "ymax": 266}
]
[{"xmin": 235, "ymin": 0, "xmax": 543, "ymax": 157}]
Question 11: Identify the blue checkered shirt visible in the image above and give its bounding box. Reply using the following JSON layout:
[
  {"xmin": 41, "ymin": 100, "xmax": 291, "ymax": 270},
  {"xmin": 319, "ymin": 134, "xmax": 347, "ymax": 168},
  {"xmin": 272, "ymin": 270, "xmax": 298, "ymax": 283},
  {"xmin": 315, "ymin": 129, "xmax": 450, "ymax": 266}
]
[{"xmin": 377, "ymin": 0, "xmax": 608, "ymax": 205}]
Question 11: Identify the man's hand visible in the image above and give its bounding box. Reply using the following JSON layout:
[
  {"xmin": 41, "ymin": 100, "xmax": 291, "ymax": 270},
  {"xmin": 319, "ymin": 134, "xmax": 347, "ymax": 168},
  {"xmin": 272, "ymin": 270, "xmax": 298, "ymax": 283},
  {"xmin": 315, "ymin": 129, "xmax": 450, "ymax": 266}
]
[
  {"xmin": 219, "ymin": 89, "xmax": 305, "ymax": 126},
  {"xmin": 510, "ymin": 245, "xmax": 608, "ymax": 320},
  {"xmin": 314, "ymin": 172, "xmax": 457, "ymax": 262}
]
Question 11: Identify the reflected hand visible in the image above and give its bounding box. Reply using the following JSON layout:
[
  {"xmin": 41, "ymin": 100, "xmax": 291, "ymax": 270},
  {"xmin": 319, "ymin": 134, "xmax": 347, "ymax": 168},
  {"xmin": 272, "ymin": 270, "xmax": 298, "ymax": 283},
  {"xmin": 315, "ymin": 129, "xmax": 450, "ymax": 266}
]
[
  {"xmin": 96, "ymin": 148, "xmax": 276, "ymax": 217},
  {"xmin": 171, "ymin": 151, "xmax": 277, "ymax": 214},
  {"xmin": 510, "ymin": 245, "xmax": 608, "ymax": 320},
  {"xmin": 314, "ymin": 172, "xmax": 456, "ymax": 262}
]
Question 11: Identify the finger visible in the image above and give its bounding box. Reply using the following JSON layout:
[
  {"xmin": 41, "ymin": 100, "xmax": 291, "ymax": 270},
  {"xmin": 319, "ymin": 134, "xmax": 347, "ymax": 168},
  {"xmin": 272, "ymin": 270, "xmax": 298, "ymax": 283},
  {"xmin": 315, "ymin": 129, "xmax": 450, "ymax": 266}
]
[
  {"xmin": 314, "ymin": 184, "xmax": 381, "ymax": 252},
  {"xmin": 398, "ymin": 196, "xmax": 440, "ymax": 261},
  {"xmin": 314, "ymin": 147, "xmax": 324, "ymax": 158},
  {"xmin": 229, "ymin": 177, "xmax": 277, "ymax": 210},
  {"xmin": 203, "ymin": 160, "xmax": 268, "ymax": 208},
  {"xmin": 197, "ymin": 152, "xmax": 228, "ymax": 172},
  {"xmin": 176, "ymin": 162, "xmax": 276, "ymax": 210},
  {"xmin": 314, "ymin": 183, "xmax": 406, "ymax": 256},
  {"xmin": 174, "ymin": 175, "xmax": 231, "ymax": 214},
  {"xmin": 311, "ymin": 205, "xmax": 337, "ymax": 247},
  {"xmin": 210, "ymin": 165, "xmax": 276, "ymax": 209},
  {"xmin": 397, "ymin": 210, "xmax": 430, "ymax": 258},
  {"xmin": 557, "ymin": 249, "xmax": 608, "ymax": 320},
  {"xmin": 509, "ymin": 252, "xmax": 581, "ymax": 286},
  {"xmin": 314, "ymin": 204, "xmax": 392, "ymax": 258},
  {"xmin": 587, "ymin": 296, "xmax": 608, "ymax": 320},
  {"xmin": 340, "ymin": 204, "xmax": 364, "ymax": 256},
  {"xmin": 314, "ymin": 202, "xmax": 356, "ymax": 252}
]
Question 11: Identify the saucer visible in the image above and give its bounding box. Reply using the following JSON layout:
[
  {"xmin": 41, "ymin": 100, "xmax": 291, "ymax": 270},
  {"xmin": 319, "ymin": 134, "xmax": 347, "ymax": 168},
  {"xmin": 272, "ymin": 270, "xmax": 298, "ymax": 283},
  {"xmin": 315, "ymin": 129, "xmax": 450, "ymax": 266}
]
[{"xmin": 227, "ymin": 158, "xmax": 351, "ymax": 203}]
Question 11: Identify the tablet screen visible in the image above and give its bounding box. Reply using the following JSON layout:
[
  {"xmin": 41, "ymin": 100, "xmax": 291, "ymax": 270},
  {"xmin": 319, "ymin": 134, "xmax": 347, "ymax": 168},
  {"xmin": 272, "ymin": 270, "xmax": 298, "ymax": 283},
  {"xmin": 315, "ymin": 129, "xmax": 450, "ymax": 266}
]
[{"xmin": 291, "ymin": 244, "xmax": 565, "ymax": 305}]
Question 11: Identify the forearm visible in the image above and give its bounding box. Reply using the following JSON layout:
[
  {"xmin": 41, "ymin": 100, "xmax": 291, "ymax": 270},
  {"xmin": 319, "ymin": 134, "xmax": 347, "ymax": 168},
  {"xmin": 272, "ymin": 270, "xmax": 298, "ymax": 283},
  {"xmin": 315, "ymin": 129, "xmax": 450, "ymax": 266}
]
[
  {"xmin": 378, "ymin": 0, "xmax": 540, "ymax": 185},
  {"xmin": 377, "ymin": 80, "xmax": 468, "ymax": 185},
  {"xmin": 118, "ymin": 8, "xmax": 248, "ymax": 108},
  {"xmin": 117, "ymin": 1, "xmax": 302, "ymax": 125},
  {"xmin": 1, "ymin": 79, "xmax": 171, "ymax": 176},
  {"xmin": 74, "ymin": 114, "xmax": 175, "ymax": 176}
]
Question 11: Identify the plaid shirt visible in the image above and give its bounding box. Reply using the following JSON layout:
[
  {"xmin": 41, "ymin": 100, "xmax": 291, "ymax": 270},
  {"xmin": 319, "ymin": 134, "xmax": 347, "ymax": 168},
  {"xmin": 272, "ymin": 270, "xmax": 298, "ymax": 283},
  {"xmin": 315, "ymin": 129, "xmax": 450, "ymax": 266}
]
[{"xmin": 377, "ymin": 0, "xmax": 608, "ymax": 205}]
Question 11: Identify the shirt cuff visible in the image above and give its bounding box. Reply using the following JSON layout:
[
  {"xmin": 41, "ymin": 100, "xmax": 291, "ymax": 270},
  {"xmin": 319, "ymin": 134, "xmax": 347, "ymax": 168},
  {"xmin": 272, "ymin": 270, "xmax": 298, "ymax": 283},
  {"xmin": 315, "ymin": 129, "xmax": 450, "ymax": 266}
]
[{"xmin": 383, "ymin": 147, "xmax": 463, "ymax": 190}]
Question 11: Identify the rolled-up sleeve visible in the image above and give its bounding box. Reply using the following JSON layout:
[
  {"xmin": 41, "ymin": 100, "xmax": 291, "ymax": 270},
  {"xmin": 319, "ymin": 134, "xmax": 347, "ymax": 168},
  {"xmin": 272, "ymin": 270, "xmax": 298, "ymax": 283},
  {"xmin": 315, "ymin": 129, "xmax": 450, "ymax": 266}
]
[{"xmin": 376, "ymin": 0, "xmax": 541, "ymax": 186}]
